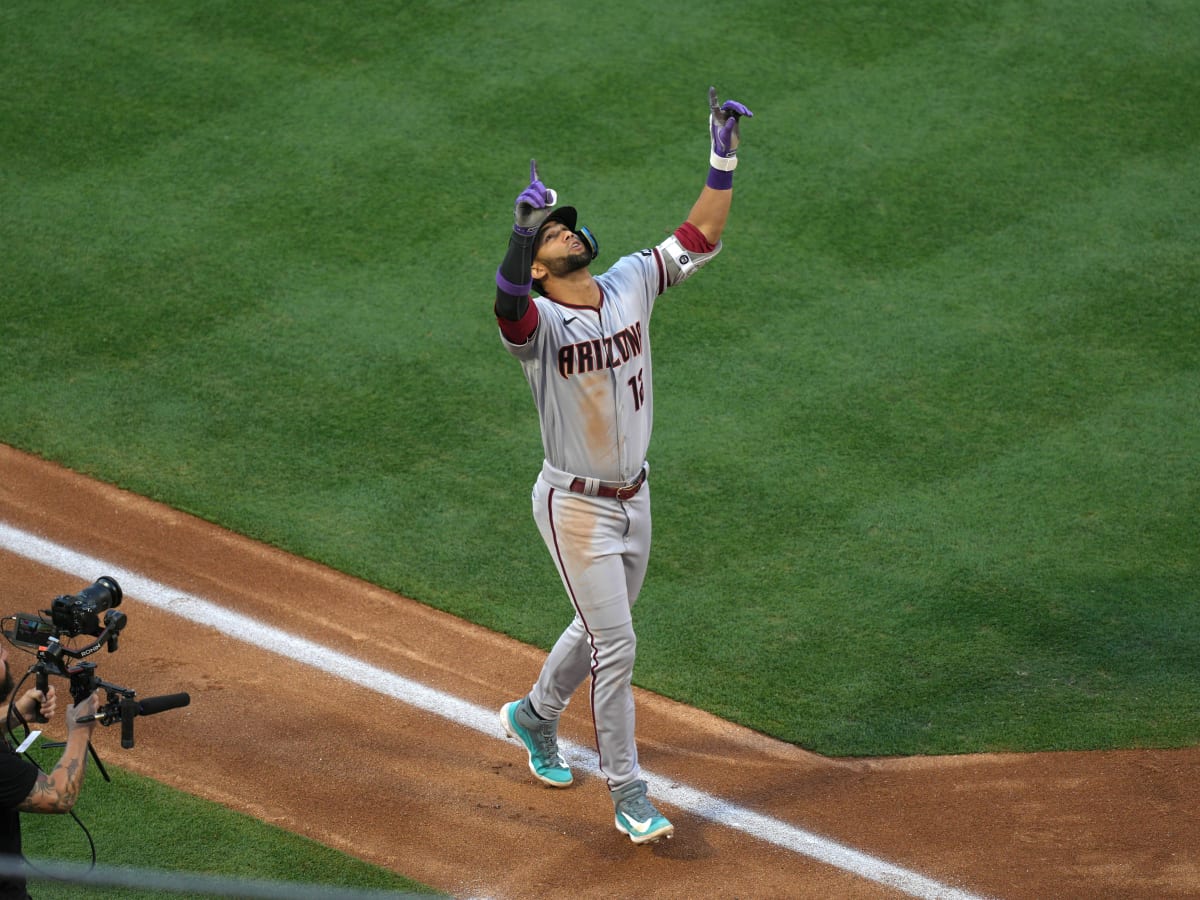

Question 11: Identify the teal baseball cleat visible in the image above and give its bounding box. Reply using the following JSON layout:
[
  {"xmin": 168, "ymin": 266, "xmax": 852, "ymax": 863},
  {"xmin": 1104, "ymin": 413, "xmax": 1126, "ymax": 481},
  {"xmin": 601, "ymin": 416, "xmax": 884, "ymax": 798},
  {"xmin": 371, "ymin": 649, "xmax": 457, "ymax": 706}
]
[
  {"xmin": 612, "ymin": 779, "xmax": 674, "ymax": 844},
  {"xmin": 500, "ymin": 698, "xmax": 573, "ymax": 788}
]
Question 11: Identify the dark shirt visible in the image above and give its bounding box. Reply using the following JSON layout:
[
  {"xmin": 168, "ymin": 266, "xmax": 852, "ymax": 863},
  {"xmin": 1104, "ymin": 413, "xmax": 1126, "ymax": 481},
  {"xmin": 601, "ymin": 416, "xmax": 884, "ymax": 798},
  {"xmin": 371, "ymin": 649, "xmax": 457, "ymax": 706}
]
[{"xmin": 0, "ymin": 743, "xmax": 38, "ymax": 899}]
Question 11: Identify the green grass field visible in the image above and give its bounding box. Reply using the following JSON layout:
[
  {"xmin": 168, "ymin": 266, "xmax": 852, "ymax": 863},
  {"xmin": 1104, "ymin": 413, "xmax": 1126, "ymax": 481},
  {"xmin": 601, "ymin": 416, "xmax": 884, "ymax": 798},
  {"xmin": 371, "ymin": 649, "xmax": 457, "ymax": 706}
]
[
  {"xmin": 3, "ymin": 0, "xmax": 1198, "ymax": 892},
  {"xmin": 17, "ymin": 751, "xmax": 437, "ymax": 898}
]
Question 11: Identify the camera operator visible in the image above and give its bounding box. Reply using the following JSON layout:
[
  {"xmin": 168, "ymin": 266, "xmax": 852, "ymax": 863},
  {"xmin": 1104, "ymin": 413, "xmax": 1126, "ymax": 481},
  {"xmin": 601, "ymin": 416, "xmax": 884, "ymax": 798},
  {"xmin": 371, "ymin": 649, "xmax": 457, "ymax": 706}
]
[{"xmin": 0, "ymin": 643, "xmax": 98, "ymax": 900}]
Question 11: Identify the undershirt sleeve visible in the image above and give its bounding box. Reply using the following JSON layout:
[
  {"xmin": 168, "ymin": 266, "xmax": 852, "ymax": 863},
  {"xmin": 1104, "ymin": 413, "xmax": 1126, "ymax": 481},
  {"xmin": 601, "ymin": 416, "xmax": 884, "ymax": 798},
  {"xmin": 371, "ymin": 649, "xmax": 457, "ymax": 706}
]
[
  {"xmin": 675, "ymin": 221, "xmax": 716, "ymax": 254},
  {"xmin": 494, "ymin": 228, "xmax": 536, "ymax": 323},
  {"xmin": 497, "ymin": 298, "xmax": 539, "ymax": 345}
]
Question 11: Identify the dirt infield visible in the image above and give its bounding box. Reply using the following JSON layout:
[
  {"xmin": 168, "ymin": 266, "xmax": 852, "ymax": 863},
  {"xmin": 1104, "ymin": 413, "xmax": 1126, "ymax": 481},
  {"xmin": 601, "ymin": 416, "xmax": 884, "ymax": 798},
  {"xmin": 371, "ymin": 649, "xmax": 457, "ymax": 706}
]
[{"xmin": 1, "ymin": 443, "xmax": 1197, "ymax": 899}]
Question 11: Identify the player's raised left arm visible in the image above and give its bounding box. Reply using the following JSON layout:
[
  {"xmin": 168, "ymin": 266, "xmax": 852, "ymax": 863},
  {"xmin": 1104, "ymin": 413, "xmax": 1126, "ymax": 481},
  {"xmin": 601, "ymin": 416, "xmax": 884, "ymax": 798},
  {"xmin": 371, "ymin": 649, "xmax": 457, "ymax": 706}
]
[
  {"xmin": 684, "ymin": 87, "xmax": 753, "ymax": 246},
  {"xmin": 495, "ymin": 160, "xmax": 556, "ymax": 321},
  {"xmin": 495, "ymin": 160, "xmax": 558, "ymax": 345}
]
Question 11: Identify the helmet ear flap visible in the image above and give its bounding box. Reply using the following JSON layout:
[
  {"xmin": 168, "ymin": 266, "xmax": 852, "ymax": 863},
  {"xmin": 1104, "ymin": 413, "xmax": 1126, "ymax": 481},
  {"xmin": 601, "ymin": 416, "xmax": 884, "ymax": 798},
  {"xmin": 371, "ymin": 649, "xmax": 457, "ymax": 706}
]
[{"xmin": 576, "ymin": 225, "xmax": 599, "ymax": 260}]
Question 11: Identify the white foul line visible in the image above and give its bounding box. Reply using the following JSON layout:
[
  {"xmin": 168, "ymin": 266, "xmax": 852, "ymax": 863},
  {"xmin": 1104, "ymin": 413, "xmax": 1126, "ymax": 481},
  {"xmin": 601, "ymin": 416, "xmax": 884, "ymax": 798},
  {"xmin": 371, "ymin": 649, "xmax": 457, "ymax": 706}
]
[{"xmin": 0, "ymin": 521, "xmax": 990, "ymax": 900}]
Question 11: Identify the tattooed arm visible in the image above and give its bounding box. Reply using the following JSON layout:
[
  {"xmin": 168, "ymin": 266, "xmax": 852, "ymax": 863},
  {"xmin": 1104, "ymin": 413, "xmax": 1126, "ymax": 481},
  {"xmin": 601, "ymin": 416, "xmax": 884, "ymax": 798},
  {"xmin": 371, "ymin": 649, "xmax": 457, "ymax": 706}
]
[{"xmin": 17, "ymin": 692, "xmax": 97, "ymax": 814}]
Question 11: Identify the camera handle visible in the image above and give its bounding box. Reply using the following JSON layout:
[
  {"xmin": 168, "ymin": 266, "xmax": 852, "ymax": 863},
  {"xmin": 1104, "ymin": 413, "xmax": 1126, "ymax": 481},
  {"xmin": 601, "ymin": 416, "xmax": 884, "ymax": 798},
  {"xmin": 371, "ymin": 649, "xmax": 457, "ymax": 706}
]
[
  {"xmin": 30, "ymin": 661, "xmax": 52, "ymax": 724},
  {"xmin": 119, "ymin": 697, "xmax": 136, "ymax": 749}
]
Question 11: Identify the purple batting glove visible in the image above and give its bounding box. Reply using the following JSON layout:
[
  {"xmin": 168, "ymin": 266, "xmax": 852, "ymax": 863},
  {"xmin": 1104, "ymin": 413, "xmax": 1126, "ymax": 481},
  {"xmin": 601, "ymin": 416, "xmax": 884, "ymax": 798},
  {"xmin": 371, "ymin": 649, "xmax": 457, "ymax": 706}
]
[
  {"xmin": 709, "ymin": 87, "xmax": 754, "ymax": 169},
  {"xmin": 514, "ymin": 158, "xmax": 558, "ymax": 236}
]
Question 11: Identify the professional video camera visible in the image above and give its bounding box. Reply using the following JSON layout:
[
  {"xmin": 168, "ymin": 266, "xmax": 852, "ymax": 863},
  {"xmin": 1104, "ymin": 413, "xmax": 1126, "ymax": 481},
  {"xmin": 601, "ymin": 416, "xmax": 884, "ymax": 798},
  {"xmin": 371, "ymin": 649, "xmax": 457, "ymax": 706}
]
[{"xmin": 3, "ymin": 576, "xmax": 189, "ymax": 752}]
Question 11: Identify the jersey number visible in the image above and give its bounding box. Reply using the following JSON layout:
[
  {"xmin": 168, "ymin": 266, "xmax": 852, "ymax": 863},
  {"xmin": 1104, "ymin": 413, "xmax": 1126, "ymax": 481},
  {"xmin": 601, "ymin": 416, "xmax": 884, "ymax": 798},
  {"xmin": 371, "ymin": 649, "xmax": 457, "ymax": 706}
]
[{"xmin": 627, "ymin": 369, "xmax": 645, "ymax": 411}]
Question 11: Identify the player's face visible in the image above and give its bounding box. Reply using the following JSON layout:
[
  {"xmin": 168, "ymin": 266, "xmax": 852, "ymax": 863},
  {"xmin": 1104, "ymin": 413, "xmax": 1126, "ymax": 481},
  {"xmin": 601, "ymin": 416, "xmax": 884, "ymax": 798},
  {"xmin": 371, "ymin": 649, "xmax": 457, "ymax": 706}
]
[{"xmin": 535, "ymin": 223, "xmax": 591, "ymax": 277}]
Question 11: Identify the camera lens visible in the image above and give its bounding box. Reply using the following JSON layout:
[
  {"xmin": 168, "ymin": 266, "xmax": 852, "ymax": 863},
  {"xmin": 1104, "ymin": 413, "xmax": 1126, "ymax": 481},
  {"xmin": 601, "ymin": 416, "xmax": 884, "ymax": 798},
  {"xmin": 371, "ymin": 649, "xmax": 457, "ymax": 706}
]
[{"xmin": 77, "ymin": 576, "xmax": 122, "ymax": 611}]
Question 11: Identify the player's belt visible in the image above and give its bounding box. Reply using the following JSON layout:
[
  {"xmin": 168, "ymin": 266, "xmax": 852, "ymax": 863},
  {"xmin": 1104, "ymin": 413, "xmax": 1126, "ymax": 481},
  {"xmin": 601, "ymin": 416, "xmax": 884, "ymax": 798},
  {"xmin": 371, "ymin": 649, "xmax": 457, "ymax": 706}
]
[{"xmin": 569, "ymin": 468, "xmax": 647, "ymax": 500}]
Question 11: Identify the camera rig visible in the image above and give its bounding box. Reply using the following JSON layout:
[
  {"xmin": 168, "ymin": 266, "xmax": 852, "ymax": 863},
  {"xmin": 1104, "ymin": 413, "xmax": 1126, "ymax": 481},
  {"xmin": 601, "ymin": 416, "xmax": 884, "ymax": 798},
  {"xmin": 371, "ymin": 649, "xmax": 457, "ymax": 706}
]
[{"xmin": 3, "ymin": 576, "xmax": 190, "ymax": 758}]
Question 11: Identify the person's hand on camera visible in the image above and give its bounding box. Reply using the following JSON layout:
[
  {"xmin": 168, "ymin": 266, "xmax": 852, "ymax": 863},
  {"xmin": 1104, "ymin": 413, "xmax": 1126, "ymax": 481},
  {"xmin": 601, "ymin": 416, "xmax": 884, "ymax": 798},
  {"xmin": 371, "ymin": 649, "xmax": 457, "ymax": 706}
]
[
  {"xmin": 18, "ymin": 684, "xmax": 57, "ymax": 722},
  {"xmin": 12, "ymin": 685, "xmax": 52, "ymax": 722},
  {"xmin": 66, "ymin": 690, "xmax": 100, "ymax": 735}
]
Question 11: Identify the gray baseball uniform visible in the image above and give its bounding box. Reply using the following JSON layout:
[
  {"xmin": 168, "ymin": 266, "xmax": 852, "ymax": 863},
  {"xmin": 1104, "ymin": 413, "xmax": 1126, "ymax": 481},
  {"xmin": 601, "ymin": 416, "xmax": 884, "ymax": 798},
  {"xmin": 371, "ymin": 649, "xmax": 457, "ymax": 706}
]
[{"xmin": 500, "ymin": 231, "xmax": 720, "ymax": 790}]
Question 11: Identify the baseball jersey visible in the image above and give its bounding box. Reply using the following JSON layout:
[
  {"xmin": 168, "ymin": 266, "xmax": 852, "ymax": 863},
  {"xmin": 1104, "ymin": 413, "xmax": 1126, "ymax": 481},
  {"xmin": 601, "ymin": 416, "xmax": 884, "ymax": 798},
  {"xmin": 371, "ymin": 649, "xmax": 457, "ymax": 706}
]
[{"xmin": 500, "ymin": 230, "xmax": 721, "ymax": 484}]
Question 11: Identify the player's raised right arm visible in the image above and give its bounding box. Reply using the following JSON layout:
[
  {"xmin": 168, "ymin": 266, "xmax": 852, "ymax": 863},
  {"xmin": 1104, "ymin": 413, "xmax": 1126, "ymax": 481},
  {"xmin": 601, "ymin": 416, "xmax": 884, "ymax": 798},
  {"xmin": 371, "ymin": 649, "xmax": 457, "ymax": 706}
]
[
  {"xmin": 683, "ymin": 87, "xmax": 753, "ymax": 246},
  {"xmin": 495, "ymin": 160, "xmax": 556, "ymax": 341}
]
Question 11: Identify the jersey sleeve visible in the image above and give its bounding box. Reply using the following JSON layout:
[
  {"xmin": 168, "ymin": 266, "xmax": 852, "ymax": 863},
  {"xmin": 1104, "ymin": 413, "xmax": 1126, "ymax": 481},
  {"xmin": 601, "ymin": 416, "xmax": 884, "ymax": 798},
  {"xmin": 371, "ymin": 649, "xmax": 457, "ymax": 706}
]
[{"xmin": 653, "ymin": 222, "xmax": 723, "ymax": 290}]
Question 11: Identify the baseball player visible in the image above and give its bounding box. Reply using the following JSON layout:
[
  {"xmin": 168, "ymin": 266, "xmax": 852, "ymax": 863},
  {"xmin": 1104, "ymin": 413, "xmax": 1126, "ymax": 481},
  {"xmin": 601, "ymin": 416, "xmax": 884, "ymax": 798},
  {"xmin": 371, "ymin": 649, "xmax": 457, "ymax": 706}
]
[{"xmin": 494, "ymin": 87, "xmax": 752, "ymax": 844}]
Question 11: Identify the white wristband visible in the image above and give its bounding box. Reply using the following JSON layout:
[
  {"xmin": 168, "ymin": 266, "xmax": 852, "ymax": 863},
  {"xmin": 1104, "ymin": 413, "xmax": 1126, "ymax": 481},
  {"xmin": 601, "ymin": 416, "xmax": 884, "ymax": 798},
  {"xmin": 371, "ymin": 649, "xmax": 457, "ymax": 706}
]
[{"xmin": 710, "ymin": 151, "xmax": 738, "ymax": 171}]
